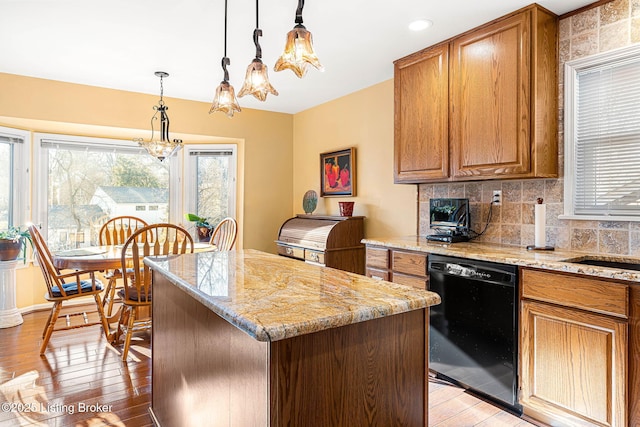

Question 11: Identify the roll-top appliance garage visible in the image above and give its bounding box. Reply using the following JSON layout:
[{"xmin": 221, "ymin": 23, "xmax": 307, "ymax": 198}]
[{"xmin": 276, "ymin": 215, "xmax": 364, "ymax": 274}]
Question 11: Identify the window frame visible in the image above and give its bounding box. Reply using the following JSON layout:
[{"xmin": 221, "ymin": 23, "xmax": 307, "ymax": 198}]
[
  {"xmin": 0, "ymin": 126, "xmax": 30, "ymax": 231},
  {"xmin": 562, "ymin": 43, "xmax": 640, "ymax": 221},
  {"xmin": 180, "ymin": 144, "xmax": 237, "ymax": 233}
]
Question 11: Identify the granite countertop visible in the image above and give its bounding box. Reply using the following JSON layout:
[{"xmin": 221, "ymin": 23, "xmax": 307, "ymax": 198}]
[
  {"xmin": 362, "ymin": 236, "xmax": 640, "ymax": 283},
  {"xmin": 144, "ymin": 249, "xmax": 441, "ymax": 342}
]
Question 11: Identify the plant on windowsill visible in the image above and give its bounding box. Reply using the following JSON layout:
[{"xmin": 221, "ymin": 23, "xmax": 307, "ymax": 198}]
[
  {"xmin": 0, "ymin": 226, "xmax": 34, "ymax": 263},
  {"xmin": 184, "ymin": 213, "xmax": 214, "ymax": 242}
]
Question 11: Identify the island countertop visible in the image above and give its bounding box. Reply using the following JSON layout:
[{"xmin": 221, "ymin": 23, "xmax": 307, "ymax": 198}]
[{"xmin": 144, "ymin": 248, "xmax": 441, "ymax": 342}]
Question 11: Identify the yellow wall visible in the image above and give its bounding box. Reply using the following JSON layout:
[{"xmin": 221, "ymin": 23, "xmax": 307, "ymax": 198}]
[
  {"xmin": 292, "ymin": 80, "xmax": 417, "ymax": 238},
  {"xmin": 1, "ymin": 73, "xmax": 416, "ymax": 311},
  {"xmin": 0, "ymin": 72, "xmax": 294, "ymax": 309}
]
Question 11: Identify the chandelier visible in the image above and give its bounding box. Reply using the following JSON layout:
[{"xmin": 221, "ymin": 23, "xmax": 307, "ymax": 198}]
[{"xmin": 135, "ymin": 71, "xmax": 183, "ymax": 161}]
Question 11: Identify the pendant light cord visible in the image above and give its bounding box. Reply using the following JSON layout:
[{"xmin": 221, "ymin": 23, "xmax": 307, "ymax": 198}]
[
  {"xmin": 221, "ymin": 0, "xmax": 230, "ymax": 81},
  {"xmin": 295, "ymin": 0, "xmax": 304, "ymax": 24},
  {"xmin": 224, "ymin": 0, "xmax": 228, "ymax": 58},
  {"xmin": 256, "ymin": 0, "xmax": 259, "ymax": 29},
  {"xmin": 159, "ymin": 75, "xmax": 164, "ymax": 104}
]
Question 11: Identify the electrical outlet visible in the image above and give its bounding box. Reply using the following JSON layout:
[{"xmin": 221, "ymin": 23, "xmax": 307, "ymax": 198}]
[{"xmin": 492, "ymin": 190, "xmax": 502, "ymax": 205}]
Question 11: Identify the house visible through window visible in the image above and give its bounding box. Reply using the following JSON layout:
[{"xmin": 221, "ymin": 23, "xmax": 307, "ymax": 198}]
[
  {"xmin": 564, "ymin": 44, "xmax": 640, "ymax": 219},
  {"xmin": 34, "ymin": 134, "xmax": 172, "ymax": 251}
]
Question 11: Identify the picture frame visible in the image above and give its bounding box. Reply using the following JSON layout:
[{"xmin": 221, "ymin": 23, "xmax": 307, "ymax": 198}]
[{"xmin": 320, "ymin": 147, "xmax": 356, "ymax": 197}]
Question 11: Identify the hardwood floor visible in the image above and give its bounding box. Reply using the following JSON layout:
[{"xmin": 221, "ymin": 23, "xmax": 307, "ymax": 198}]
[
  {"xmin": 0, "ymin": 307, "xmax": 152, "ymax": 427},
  {"xmin": 428, "ymin": 376, "xmax": 537, "ymax": 427},
  {"xmin": 1, "ymin": 308, "xmax": 538, "ymax": 427}
]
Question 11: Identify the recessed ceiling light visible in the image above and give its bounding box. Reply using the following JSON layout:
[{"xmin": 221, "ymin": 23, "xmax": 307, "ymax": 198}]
[{"xmin": 409, "ymin": 19, "xmax": 433, "ymax": 31}]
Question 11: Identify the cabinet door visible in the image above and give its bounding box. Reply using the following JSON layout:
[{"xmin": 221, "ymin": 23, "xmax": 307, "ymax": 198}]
[
  {"xmin": 521, "ymin": 300, "xmax": 627, "ymax": 427},
  {"xmin": 450, "ymin": 11, "xmax": 531, "ymax": 179},
  {"xmin": 394, "ymin": 43, "xmax": 449, "ymax": 183}
]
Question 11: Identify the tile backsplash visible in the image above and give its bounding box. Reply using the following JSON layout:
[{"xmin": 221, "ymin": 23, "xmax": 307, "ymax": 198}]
[
  {"xmin": 417, "ymin": 0, "xmax": 640, "ymax": 256},
  {"xmin": 419, "ymin": 179, "xmax": 640, "ymax": 255}
]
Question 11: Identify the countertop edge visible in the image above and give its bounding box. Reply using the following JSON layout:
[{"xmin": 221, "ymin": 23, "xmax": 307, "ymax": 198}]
[{"xmin": 362, "ymin": 237, "xmax": 640, "ymax": 283}]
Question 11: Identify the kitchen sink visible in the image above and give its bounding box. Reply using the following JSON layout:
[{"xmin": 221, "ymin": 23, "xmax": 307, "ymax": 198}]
[{"xmin": 562, "ymin": 256, "xmax": 640, "ymax": 271}]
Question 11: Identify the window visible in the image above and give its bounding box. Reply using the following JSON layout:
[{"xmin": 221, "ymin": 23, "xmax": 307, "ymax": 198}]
[
  {"xmin": 183, "ymin": 145, "xmax": 237, "ymax": 232},
  {"xmin": 34, "ymin": 134, "xmax": 175, "ymax": 251},
  {"xmin": 564, "ymin": 44, "xmax": 640, "ymax": 219},
  {"xmin": 0, "ymin": 127, "xmax": 29, "ymax": 230}
]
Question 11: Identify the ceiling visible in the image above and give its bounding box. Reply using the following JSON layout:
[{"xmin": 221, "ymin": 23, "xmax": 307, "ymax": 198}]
[{"xmin": 1, "ymin": 0, "xmax": 594, "ymax": 115}]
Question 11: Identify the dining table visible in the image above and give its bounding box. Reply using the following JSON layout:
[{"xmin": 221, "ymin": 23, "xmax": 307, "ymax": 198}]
[{"xmin": 52, "ymin": 242, "xmax": 216, "ymax": 341}]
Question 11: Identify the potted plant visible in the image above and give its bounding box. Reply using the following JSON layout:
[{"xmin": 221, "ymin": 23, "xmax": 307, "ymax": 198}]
[
  {"xmin": 0, "ymin": 225, "xmax": 34, "ymax": 262},
  {"xmin": 184, "ymin": 213, "xmax": 214, "ymax": 242}
]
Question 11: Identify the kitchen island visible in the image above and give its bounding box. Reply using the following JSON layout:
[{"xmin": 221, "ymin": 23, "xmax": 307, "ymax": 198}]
[{"xmin": 145, "ymin": 249, "xmax": 441, "ymax": 427}]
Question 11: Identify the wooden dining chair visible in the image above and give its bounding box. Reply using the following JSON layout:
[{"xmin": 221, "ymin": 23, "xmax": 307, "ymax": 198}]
[
  {"xmin": 114, "ymin": 223, "xmax": 194, "ymax": 361},
  {"xmin": 209, "ymin": 217, "xmax": 238, "ymax": 251},
  {"xmin": 98, "ymin": 216, "xmax": 148, "ymax": 316},
  {"xmin": 28, "ymin": 225, "xmax": 110, "ymax": 355}
]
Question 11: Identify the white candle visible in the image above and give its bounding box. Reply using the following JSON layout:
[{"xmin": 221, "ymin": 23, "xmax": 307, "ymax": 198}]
[{"xmin": 534, "ymin": 203, "xmax": 546, "ymax": 247}]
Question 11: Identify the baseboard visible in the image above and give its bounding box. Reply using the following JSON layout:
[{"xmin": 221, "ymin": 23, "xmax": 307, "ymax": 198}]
[{"xmin": 19, "ymin": 296, "xmax": 96, "ymax": 315}]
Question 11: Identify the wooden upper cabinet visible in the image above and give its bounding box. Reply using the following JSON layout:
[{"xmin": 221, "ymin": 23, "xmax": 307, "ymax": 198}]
[
  {"xmin": 450, "ymin": 12, "xmax": 531, "ymax": 178},
  {"xmin": 394, "ymin": 43, "xmax": 449, "ymax": 183},
  {"xmin": 393, "ymin": 4, "xmax": 558, "ymax": 183}
]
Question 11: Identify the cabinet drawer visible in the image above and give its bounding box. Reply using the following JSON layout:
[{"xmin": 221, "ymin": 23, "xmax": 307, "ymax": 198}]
[
  {"xmin": 392, "ymin": 251, "xmax": 428, "ymax": 278},
  {"xmin": 366, "ymin": 268, "xmax": 389, "ymax": 281},
  {"xmin": 522, "ymin": 269, "xmax": 629, "ymax": 319},
  {"xmin": 392, "ymin": 273, "xmax": 427, "ymax": 290},
  {"xmin": 277, "ymin": 244, "xmax": 304, "ymax": 260},
  {"xmin": 366, "ymin": 247, "xmax": 389, "ymax": 269},
  {"xmin": 304, "ymin": 249, "xmax": 325, "ymax": 265}
]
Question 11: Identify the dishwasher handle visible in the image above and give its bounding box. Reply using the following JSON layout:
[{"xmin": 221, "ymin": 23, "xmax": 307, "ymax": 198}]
[{"xmin": 428, "ymin": 261, "xmax": 516, "ymax": 286}]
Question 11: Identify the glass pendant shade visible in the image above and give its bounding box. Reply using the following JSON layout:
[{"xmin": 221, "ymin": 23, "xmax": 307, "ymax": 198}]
[
  {"xmin": 136, "ymin": 72, "xmax": 182, "ymax": 162},
  {"xmin": 210, "ymin": 80, "xmax": 241, "ymax": 117},
  {"xmin": 238, "ymin": 58, "xmax": 278, "ymax": 101},
  {"xmin": 274, "ymin": 24, "xmax": 323, "ymax": 78}
]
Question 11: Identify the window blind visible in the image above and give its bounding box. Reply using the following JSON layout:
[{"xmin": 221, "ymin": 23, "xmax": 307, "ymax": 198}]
[
  {"xmin": 0, "ymin": 135, "xmax": 24, "ymax": 144},
  {"xmin": 40, "ymin": 138, "xmax": 145, "ymax": 155},
  {"xmin": 574, "ymin": 54, "xmax": 640, "ymax": 216},
  {"xmin": 189, "ymin": 150, "xmax": 233, "ymax": 156}
]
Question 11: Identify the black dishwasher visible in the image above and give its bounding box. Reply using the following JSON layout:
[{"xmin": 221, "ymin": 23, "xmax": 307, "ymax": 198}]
[{"xmin": 428, "ymin": 254, "xmax": 521, "ymax": 413}]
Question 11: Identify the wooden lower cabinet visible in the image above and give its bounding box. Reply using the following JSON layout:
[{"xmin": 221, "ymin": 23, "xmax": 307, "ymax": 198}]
[
  {"xmin": 520, "ymin": 300, "xmax": 628, "ymax": 427},
  {"xmin": 365, "ymin": 246, "xmax": 429, "ymax": 290}
]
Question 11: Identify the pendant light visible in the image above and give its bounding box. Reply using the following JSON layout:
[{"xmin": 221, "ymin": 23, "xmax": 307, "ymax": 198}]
[
  {"xmin": 209, "ymin": 0, "xmax": 241, "ymax": 117},
  {"xmin": 135, "ymin": 71, "xmax": 183, "ymax": 162},
  {"xmin": 274, "ymin": 0, "xmax": 323, "ymax": 78},
  {"xmin": 238, "ymin": 0, "xmax": 278, "ymax": 101}
]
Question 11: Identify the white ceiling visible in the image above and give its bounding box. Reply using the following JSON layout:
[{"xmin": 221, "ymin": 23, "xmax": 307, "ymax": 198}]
[{"xmin": 0, "ymin": 0, "xmax": 594, "ymax": 114}]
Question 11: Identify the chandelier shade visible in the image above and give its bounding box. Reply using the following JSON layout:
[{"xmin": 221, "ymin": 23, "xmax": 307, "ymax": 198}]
[
  {"xmin": 239, "ymin": 24, "xmax": 278, "ymax": 101},
  {"xmin": 135, "ymin": 71, "xmax": 182, "ymax": 162},
  {"xmin": 210, "ymin": 0, "xmax": 241, "ymax": 117},
  {"xmin": 274, "ymin": 0, "xmax": 323, "ymax": 78}
]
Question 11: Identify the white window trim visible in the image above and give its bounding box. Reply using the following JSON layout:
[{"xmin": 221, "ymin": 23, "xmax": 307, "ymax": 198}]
[
  {"xmin": 33, "ymin": 133, "xmax": 181, "ymax": 234},
  {"xmin": 0, "ymin": 126, "xmax": 31, "ymax": 267},
  {"xmin": 180, "ymin": 144, "xmax": 237, "ymax": 230},
  {"xmin": 0, "ymin": 127, "xmax": 30, "ymax": 229},
  {"xmin": 561, "ymin": 43, "xmax": 640, "ymax": 222}
]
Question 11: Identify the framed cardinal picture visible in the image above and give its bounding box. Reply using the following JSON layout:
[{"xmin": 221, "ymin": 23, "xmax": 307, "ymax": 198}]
[{"xmin": 320, "ymin": 147, "xmax": 356, "ymax": 197}]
